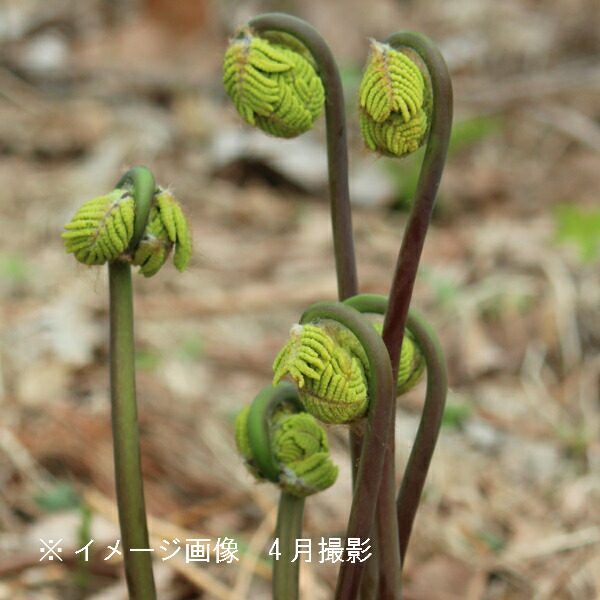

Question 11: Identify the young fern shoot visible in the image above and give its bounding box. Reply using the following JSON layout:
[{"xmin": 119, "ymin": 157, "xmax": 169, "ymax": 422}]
[
  {"xmin": 62, "ymin": 166, "xmax": 192, "ymax": 600},
  {"xmin": 354, "ymin": 31, "xmax": 452, "ymax": 599},
  {"xmin": 235, "ymin": 383, "xmax": 338, "ymax": 600},
  {"xmin": 224, "ymin": 12, "xmax": 358, "ymax": 300},
  {"xmin": 224, "ymin": 12, "xmax": 452, "ymax": 600}
]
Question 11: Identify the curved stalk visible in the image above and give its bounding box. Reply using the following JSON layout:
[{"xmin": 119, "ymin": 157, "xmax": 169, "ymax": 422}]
[
  {"xmin": 345, "ymin": 294, "xmax": 400, "ymax": 599},
  {"xmin": 397, "ymin": 311, "xmax": 447, "ymax": 565},
  {"xmin": 380, "ymin": 31, "xmax": 453, "ymax": 378},
  {"xmin": 299, "ymin": 301, "xmax": 394, "ymax": 599},
  {"xmin": 243, "ymin": 382, "xmax": 307, "ymax": 600},
  {"xmin": 115, "ymin": 167, "xmax": 155, "ymax": 252},
  {"xmin": 246, "ymin": 382, "xmax": 301, "ymax": 483},
  {"xmin": 344, "ymin": 295, "xmax": 447, "ymax": 567},
  {"xmin": 108, "ymin": 166, "xmax": 157, "ymax": 600},
  {"xmin": 248, "ymin": 13, "xmax": 358, "ymax": 301},
  {"xmin": 370, "ymin": 32, "xmax": 451, "ymax": 596}
]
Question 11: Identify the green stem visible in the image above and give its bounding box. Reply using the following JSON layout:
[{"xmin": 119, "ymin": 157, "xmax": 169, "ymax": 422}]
[
  {"xmin": 273, "ymin": 493, "xmax": 306, "ymax": 600},
  {"xmin": 109, "ymin": 261, "xmax": 156, "ymax": 600},
  {"xmin": 115, "ymin": 166, "xmax": 156, "ymax": 252},
  {"xmin": 108, "ymin": 166, "xmax": 157, "ymax": 600},
  {"xmin": 299, "ymin": 301, "xmax": 394, "ymax": 599},
  {"xmin": 244, "ymin": 383, "xmax": 304, "ymax": 599},
  {"xmin": 246, "ymin": 382, "xmax": 302, "ymax": 483},
  {"xmin": 248, "ymin": 13, "xmax": 358, "ymax": 301}
]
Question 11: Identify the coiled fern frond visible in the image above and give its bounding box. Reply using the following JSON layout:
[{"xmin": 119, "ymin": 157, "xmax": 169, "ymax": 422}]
[
  {"xmin": 272, "ymin": 412, "xmax": 338, "ymax": 497},
  {"xmin": 372, "ymin": 322, "xmax": 425, "ymax": 395},
  {"xmin": 272, "ymin": 320, "xmax": 369, "ymax": 424},
  {"xmin": 359, "ymin": 40, "xmax": 430, "ymax": 157},
  {"xmin": 234, "ymin": 404, "xmax": 338, "ymax": 497},
  {"xmin": 272, "ymin": 318, "xmax": 425, "ymax": 424},
  {"xmin": 132, "ymin": 188, "xmax": 192, "ymax": 277},
  {"xmin": 62, "ymin": 189, "xmax": 135, "ymax": 266},
  {"xmin": 63, "ymin": 186, "xmax": 192, "ymax": 278},
  {"xmin": 223, "ymin": 29, "xmax": 325, "ymax": 138}
]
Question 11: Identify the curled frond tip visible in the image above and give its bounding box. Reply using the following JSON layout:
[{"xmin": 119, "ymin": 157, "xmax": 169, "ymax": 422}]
[
  {"xmin": 234, "ymin": 404, "xmax": 338, "ymax": 497},
  {"xmin": 223, "ymin": 28, "xmax": 325, "ymax": 138},
  {"xmin": 63, "ymin": 186, "xmax": 192, "ymax": 278},
  {"xmin": 272, "ymin": 320, "xmax": 370, "ymax": 424},
  {"xmin": 272, "ymin": 318, "xmax": 426, "ymax": 425},
  {"xmin": 359, "ymin": 39, "xmax": 431, "ymax": 157}
]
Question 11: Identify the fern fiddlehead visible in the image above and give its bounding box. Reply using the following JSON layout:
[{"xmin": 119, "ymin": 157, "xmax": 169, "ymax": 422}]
[
  {"xmin": 62, "ymin": 189, "xmax": 135, "ymax": 265},
  {"xmin": 223, "ymin": 28, "xmax": 325, "ymax": 138},
  {"xmin": 359, "ymin": 40, "xmax": 431, "ymax": 158},
  {"xmin": 272, "ymin": 317, "xmax": 424, "ymax": 425},
  {"xmin": 62, "ymin": 167, "xmax": 193, "ymax": 600},
  {"xmin": 224, "ymin": 13, "xmax": 358, "ymax": 300},
  {"xmin": 355, "ymin": 30, "xmax": 452, "ymax": 597},
  {"xmin": 63, "ymin": 184, "xmax": 192, "ymax": 277},
  {"xmin": 235, "ymin": 383, "xmax": 338, "ymax": 497},
  {"xmin": 273, "ymin": 296, "xmax": 432, "ymax": 598},
  {"xmin": 235, "ymin": 382, "xmax": 337, "ymax": 600}
]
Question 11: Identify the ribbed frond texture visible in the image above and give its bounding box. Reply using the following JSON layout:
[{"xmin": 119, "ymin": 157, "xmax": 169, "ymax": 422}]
[
  {"xmin": 63, "ymin": 187, "xmax": 192, "ymax": 277},
  {"xmin": 272, "ymin": 412, "xmax": 338, "ymax": 497},
  {"xmin": 234, "ymin": 405, "xmax": 338, "ymax": 497},
  {"xmin": 372, "ymin": 322, "xmax": 425, "ymax": 394},
  {"xmin": 223, "ymin": 30, "xmax": 325, "ymax": 138},
  {"xmin": 62, "ymin": 189, "xmax": 135, "ymax": 265},
  {"xmin": 273, "ymin": 319, "xmax": 426, "ymax": 424},
  {"xmin": 359, "ymin": 40, "xmax": 430, "ymax": 157},
  {"xmin": 132, "ymin": 188, "xmax": 192, "ymax": 277},
  {"xmin": 272, "ymin": 320, "xmax": 370, "ymax": 424}
]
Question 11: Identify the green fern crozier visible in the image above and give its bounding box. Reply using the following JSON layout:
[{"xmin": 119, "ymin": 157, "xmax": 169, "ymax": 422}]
[
  {"xmin": 223, "ymin": 29, "xmax": 325, "ymax": 138},
  {"xmin": 359, "ymin": 40, "xmax": 430, "ymax": 157},
  {"xmin": 234, "ymin": 406, "xmax": 338, "ymax": 497},
  {"xmin": 63, "ymin": 186, "xmax": 192, "ymax": 278},
  {"xmin": 273, "ymin": 319, "xmax": 425, "ymax": 424}
]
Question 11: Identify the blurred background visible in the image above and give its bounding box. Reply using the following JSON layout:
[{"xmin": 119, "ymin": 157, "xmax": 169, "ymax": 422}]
[{"xmin": 1, "ymin": 0, "xmax": 600, "ymax": 598}]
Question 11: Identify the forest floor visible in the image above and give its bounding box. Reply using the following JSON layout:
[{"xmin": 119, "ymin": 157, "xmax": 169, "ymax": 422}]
[{"xmin": 1, "ymin": 0, "xmax": 600, "ymax": 598}]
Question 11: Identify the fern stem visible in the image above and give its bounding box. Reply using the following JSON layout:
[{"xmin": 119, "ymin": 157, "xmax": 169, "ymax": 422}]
[
  {"xmin": 298, "ymin": 301, "xmax": 394, "ymax": 599},
  {"xmin": 109, "ymin": 260, "xmax": 156, "ymax": 600},
  {"xmin": 248, "ymin": 13, "xmax": 358, "ymax": 301},
  {"xmin": 242, "ymin": 383, "xmax": 306, "ymax": 599},
  {"xmin": 380, "ymin": 31, "xmax": 452, "ymax": 387},
  {"xmin": 397, "ymin": 310, "xmax": 447, "ymax": 566},
  {"xmin": 273, "ymin": 493, "xmax": 305, "ymax": 600},
  {"xmin": 109, "ymin": 166, "xmax": 157, "ymax": 599},
  {"xmin": 115, "ymin": 167, "xmax": 155, "ymax": 252},
  {"xmin": 246, "ymin": 382, "xmax": 302, "ymax": 482},
  {"xmin": 344, "ymin": 294, "xmax": 402, "ymax": 600},
  {"xmin": 344, "ymin": 295, "xmax": 447, "ymax": 592},
  {"xmin": 375, "ymin": 33, "xmax": 451, "ymax": 589}
]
